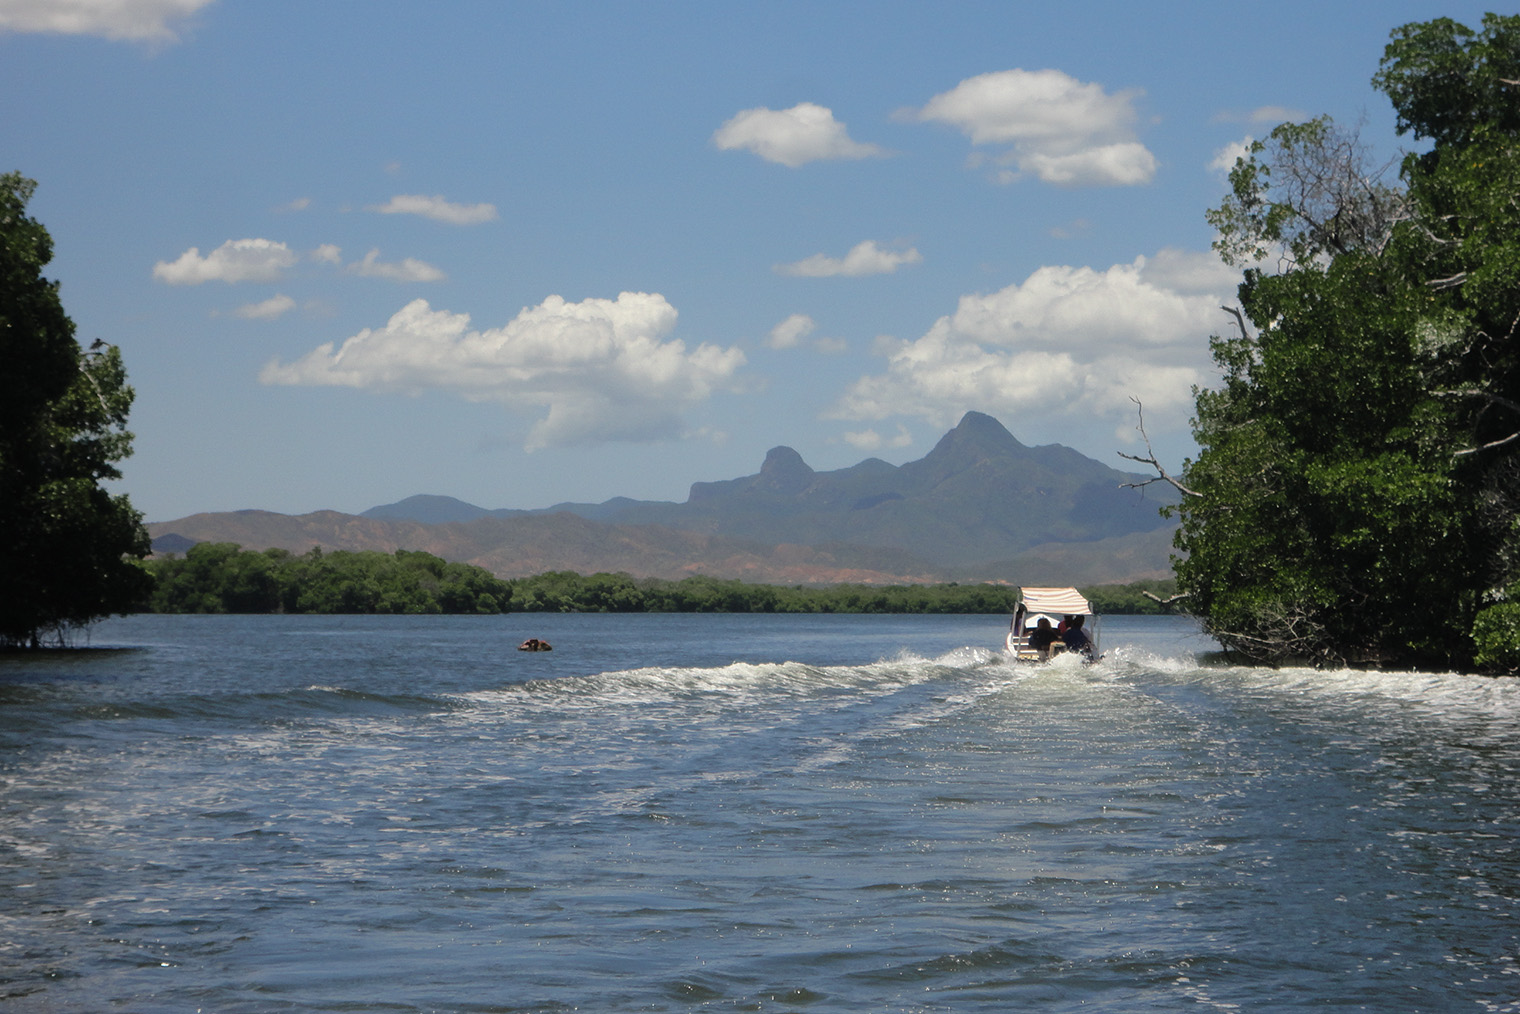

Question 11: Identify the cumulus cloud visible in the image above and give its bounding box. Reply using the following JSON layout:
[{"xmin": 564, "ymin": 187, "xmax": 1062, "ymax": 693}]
[
  {"xmin": 841, "ymin": 424, "xmax": 913, "ymax": 452},
  {"xmin": 0, "ymin": 0, "xmax": 213, "ymax": 42},
  {"xmin": 1209, "ymin": 135, "xmax": 1254, "ymax": 173},
  {"xmin": 713, "ymin": 102, "xmax": 888, "ymax": 168},
  {"xmin": 233, "ymin": 293, "xmax": 296, "ymax": 320},
  {"xmin": 368, "ymin": 194, "xmax": 499, "ymax": 225},
  {"xmin": 776, "ymin": 240, "xmax": 922, "ymax": 278},
  {"xmin": 153, "ymin": 238, "xmax": 297, "ymax": 285},
  {"xmin": 827, "ymin": 250, "xmax": 1235, "ymax": 448},
  {"xmin": 346, "ymin": 249, "xmax": 446, "ymax": 283},
  {"xmin": 904, "ymin": 68, "xmax": 1157, "ymax": 187},
  {"xmin": 1135, "ymin": 246, "xmax": 1241, "ymax": 295},
  {"xmin": 260, "ymin": 292, "xmax": 746, "ymax": 450},
  {"xmin": 767, "ymin": 313, "xmax": 816, "ymax": 349}
]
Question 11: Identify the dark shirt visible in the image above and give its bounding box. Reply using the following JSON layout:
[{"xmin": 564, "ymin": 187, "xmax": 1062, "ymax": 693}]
[{"xmin": 1027, "ymin": 626, "xmax": 1059, "ymax": 650}]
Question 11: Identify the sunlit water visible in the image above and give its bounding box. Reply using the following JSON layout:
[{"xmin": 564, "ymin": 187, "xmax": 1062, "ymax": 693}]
[{"xmin": 1, "ymin": 613, "xmax": 1517, "ymax": 1012}]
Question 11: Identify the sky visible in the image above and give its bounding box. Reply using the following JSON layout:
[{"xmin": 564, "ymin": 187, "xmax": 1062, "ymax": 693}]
[{"xmin": 1, "ymin": 0, "xmax": 1501, "ymax": 522}]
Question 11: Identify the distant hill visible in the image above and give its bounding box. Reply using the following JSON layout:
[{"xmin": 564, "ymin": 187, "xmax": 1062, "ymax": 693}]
[
  {"xmin": 362, "ymin": 494, "xmax": 495, "ymax": 525},
  {"xmin": 151, "ymin": 412, "xmax": 1180, "ymax": 585}
]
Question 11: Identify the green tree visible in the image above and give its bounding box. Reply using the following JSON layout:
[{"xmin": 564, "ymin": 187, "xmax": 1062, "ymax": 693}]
[
  {"xmin": 0, "ymin": 173, "xmax": 150, "ymax": 648},
  {"xmin": 1169, "ymin": 14, "xmax": 1520, "ymax": 668}
]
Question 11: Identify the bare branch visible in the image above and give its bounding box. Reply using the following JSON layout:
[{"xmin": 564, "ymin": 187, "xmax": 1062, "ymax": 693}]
[
  {"xmin": 1221, "ymin": 305, "xmax": 1250, "ymax": 340},
  {"xmin": 1142, "ymin": 590, "xmax": 1191, "ymax": 609},
  {"xmin": 1426, "ymin": 271, "xmax": 1469, "ymax": 291},
  {"xmin": 76, "ymin": 345, "xmax": 113, "ymax": 415},
  {"xmin": 1457, "ymin": 433, "xmax": 1520, "ymax": 456},
  {"xmin": 1434, "ymin": 388, "xmax": 1520, "ymax": 456},
  {"xmin": 1119, "ymin": 398, "xmax": 1202, "ymax": 498}
]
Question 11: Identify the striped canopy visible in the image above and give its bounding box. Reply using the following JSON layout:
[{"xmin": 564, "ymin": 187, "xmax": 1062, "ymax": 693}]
[{"xmin": 1019, "ymin": 587, "xmax": 1094, "ymax": 615}]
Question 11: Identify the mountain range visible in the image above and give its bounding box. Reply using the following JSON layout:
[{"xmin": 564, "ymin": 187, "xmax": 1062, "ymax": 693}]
[{"xmin": 147, "ymin": 412, "xmax": 1180, "ymax": 585}]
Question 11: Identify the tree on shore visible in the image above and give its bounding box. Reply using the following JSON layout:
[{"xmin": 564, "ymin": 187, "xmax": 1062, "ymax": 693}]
[
  {"xmin": 1163, "ymin": 14, "xmax": 1520, "ymax": 669},
  {"xmin": 0, "ymin": 173, "xmax": 151, "ymax": 649}
]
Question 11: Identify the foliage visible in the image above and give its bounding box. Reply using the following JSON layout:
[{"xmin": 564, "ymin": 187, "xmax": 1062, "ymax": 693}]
[
  {"xmin": 141, "ymin": 547, "xmax": 1177, "ymax": 616},
  {"xmin": 1206, "ymin": 116, "xmax": 1406, "ymax": 268},
  {"xmin": 144, "ymin": 544, "xmax": 512, "ymax": 615},
  {"xmin": 503, "ymin": 573, "xmax": 1176, "ymax": 615},
  {"xmin": 1473, "ymin": 601, "xmax": 1520, "ymax": 671},
  {"xmin": 1174, "ymin": 14, "xmax": 1520, "ymax": 669},
  {"xmin": 0, "ymin": 173, "xmax": 151, "ymax": 648},
  {"xmin": 1372, "ymin": 14, "xmax": 1520, "ymax": 149}
]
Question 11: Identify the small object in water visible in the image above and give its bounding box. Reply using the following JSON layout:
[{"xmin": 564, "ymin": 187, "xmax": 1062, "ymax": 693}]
[{"xmin": 518, "ymin": 638, "xmax": 552, "ymax": 652}]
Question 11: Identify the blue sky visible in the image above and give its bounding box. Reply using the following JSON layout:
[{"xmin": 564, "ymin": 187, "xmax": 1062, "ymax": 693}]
[{"xmin": 2, "ymin": 0, "xmax": 1498, "ymax": 522}]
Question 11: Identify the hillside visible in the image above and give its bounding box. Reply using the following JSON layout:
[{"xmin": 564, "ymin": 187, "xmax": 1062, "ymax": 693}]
[{"xmin": 149, "ymin": 412, "xmax": 1180, "ymax": 585}]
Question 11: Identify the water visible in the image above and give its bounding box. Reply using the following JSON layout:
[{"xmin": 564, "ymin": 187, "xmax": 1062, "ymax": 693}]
[{"xmin": 1, "ymin": 613, "xmax": 1517, "ymax": 1013}]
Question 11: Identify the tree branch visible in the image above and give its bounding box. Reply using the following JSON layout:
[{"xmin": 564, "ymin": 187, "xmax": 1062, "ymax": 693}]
[
  {"xmin": 1118, "ymin": 398, "xmax": 1202, "ymax": 498},
  {"xmin": 1426, "ymin": 271, "xmax": 1469, "ymax": 291},
  {"xmin": 1142, "ymin": 590, "xmax": 1191, "ymax": 609},
  {"xmin": 1435, "ymin": 387, "xmax": 1520, "ymax": 456},
  {"xmin": 1221, "ymin": 304, "xmax": 1250, "ymax": 340}
]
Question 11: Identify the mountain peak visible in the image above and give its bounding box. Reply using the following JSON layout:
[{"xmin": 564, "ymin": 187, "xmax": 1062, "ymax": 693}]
[
  {"xmin": 953, "ymin": 410, "xmax": 1020, "ymax": 442},
  {"xmin": 924, "ymin": 411, "xmax": 1027, "ymax": 465},
  {"xmin": 755, "ymin": 445, "xmax": 815, "ymax": 494},
  {"xmin": 362, "ymin": 494, "xmax": 490, "ymax": 524}
]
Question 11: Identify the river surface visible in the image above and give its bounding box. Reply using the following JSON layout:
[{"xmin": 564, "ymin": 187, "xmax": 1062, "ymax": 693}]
[{"xmin": 1, "ymin": 613, "xmax": 1517, "ymax": 1012}]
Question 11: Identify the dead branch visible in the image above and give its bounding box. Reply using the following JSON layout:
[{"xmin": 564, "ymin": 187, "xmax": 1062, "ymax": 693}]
[
  {"xmin": 1141, "ymin": 591, "xmax": 1191, "ymax": 609},
  {"xmin": 1221, "ymin": 304, "xmax": 1249, "ymax": 340},
  {"xmin": 1119, "ymin": 398, "xmax": 1202, "ymax": 498},
  {"xmin": 1426, "ymin": 271, "xmax": 1469, "ymax": 291},
  {"xmin": 1435, "ymin": 388, "xmax": 1520, "ymax": 456}
]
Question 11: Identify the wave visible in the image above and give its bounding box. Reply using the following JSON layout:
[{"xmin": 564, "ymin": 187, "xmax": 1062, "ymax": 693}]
[{"xmin": 66, "ymin": 684, "xmax": 459, "ymax": 724}]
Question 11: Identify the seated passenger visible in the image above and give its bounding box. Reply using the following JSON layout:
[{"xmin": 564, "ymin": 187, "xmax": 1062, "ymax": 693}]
[
  {"xmin": 1027, "ymin": 617, "xmax": 1061, "ymax": 659},
  {"xmin": 1061, "ymin": 615, "xmax": 1092, "ymax": 657}
]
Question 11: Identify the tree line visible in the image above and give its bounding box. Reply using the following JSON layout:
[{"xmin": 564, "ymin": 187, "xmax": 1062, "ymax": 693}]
[
  {"xmin": 1137, "ymin": 14, "xmax": 1520, "ymax": 669},
  {"xmin": 140, "ymin": 542, "xmax": 1179, "ymax": 616}
]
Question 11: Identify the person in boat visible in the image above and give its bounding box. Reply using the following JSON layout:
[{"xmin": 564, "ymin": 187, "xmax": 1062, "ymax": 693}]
[
  {"xmin": 518, "ymin": 638, "xmax": 552, "ymax": 652},
  {"xmin": 1027, "ymin": 617, "xmax": 1061, "ymax": 659},
  {"xmin": 1061, "ymin": 615, "xmax": 1093, "ymax": 658}
]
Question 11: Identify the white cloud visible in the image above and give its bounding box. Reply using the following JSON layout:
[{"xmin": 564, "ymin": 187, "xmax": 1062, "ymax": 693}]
[
  {"xmin": 0, "ymin": 0, "xmax": 213, "ymax": 42},
  {"xmin": 813, "ymin": 335, "xmax": 848, "ymax": 355},
  {"xmin": 767, "ymin": 313, "xmax": 816, "ymax": 349},
  {"xmin": 1136, "ymin": 246, "xmax": 1242, "ymax": 295},
  {"xmin": 827, "ymin": 250, "xmax": 1234, "ymax": 448},
  {"xmin": 153, "ymin": 238, "xmax": 297, "ymax": 285},
  {"xmin": 776, "ymin": 240, "xmax": 922, "ymax": 278},
  {"xmin": 1020, "ymin": 142, "xmax": 1157, "ymax": 187},
  {"xmin": 713, "ymin": 102, "xmax": 888, "ymax": 168},
  {"xmin": 368, "ymin": 194, "xmax": 499, "ymax": 226},
  {"xmin": 311, "ymin": 243, "xmax": 343, "ymax": 265},
  {"xmin": 233, "ymin": 293, "xmax": 295, "ymax": 320},
  {"xmin": 1213, "ymin": 105, "xmax": 1308, "ymax": 126},
  {"xmin": 1209, "ymin": 135, "xmax": 1254, "ymax": 173},
  {"xmin": 346, "ymin": 248, "xmax": 446, "ymax": 283},
  {"xmin": 841, "ymin": 424, "xmax": 912, "ymax": 452},
  {"xmin": 260, "ymin": 292, "xmax": 746, "ymax": 450},
  {"xmin": 905, "ymin": 68, "xmax": 1157, "ymax": 187}
]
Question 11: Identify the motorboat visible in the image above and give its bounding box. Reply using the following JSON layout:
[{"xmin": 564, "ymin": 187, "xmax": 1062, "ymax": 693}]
[{"xmin": 1005, "ymin": 586, "xmax": 1100, "ymax": 662}]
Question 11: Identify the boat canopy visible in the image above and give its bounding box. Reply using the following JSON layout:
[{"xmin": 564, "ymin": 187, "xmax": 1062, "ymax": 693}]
[{"xmin": 1019, "ymin": 587, "xmax": 1093, "ymax": 615}]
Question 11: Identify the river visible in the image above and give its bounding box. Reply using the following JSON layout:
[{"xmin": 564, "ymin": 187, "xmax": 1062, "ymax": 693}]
[{"xmin": 1, "ymin": 613, "xmax": 1516, "ymax": 1012}]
